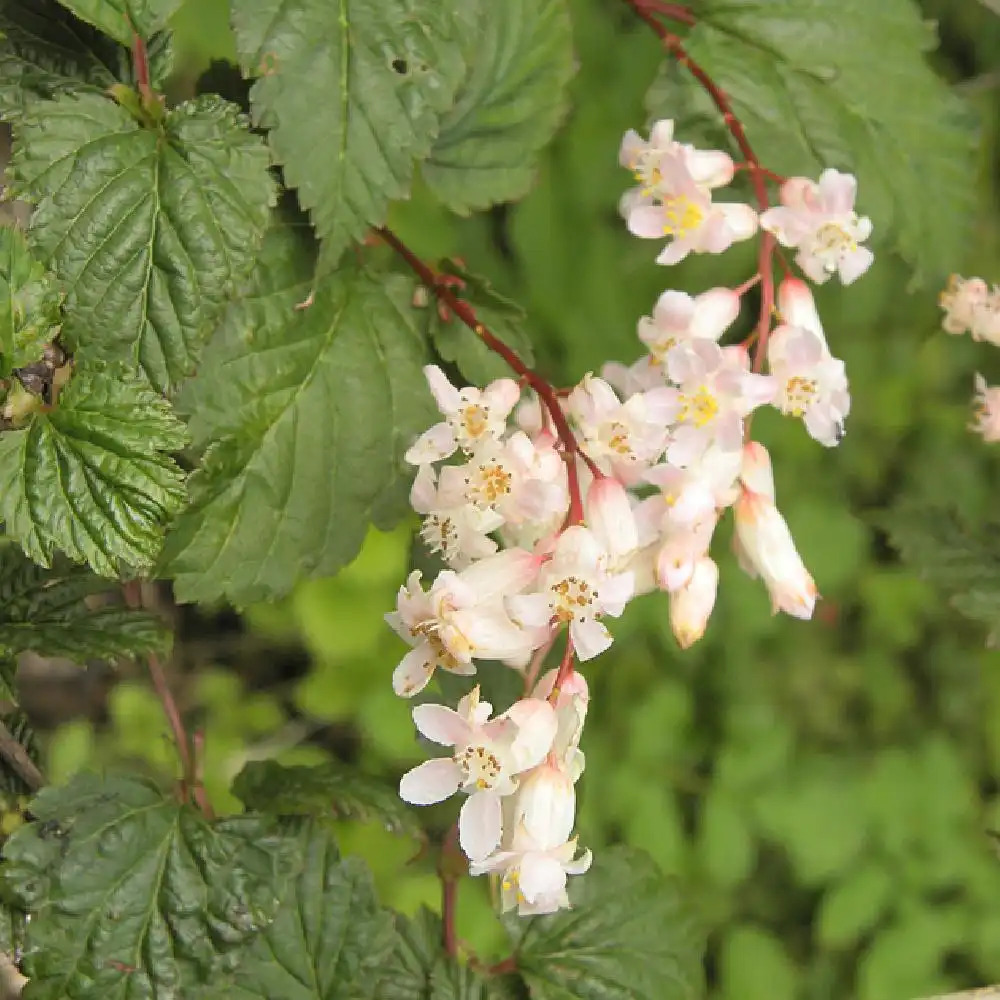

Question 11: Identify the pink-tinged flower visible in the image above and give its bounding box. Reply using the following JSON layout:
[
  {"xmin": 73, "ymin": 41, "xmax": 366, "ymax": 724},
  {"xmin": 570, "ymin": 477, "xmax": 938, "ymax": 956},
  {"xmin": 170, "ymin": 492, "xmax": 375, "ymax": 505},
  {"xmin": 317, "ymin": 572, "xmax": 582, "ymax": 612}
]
[
  {"xmin": 405, "ymin": 366, "xmax": 520, "ymax": 464},
  {"xmin": 399, "ymin": 688, "xmax": 557, "ymax": 860},
  {"xmin": 654, "ymin": 510, "xmax": 718, "ymax": 593},
  {"xmin": 664, "ymin": 341, "xmax": 776, "ymax": 466},
  {"xmin": 508, "ymin": 759, "xmax": 577, "ymax": 851},
  {"xmin": 638, "ymin": 287, "xmax": 741, "ymax": 365},
  {"xmin": 644, "ymin": 449, "xmax": 740, "ymax": 527},
  {"xmin": 507, "ymin": 526, "xmax": 634, "ymax": 661},
  {"xmin": 601, "ymin": 356, "xmax": 667, "ymax": 396},
  {"xmin": 585, "ymin": 477, "xmax": 639, "ymax": 561},
  {"xmin": 532, "ymin": 667, "xmax": 590, "ymax": 766},
  {"xmin": 568, "ymin": 375, "xmax": 676, "ymax": 483},
  {"xmin": 669, "ymin": 556, "xmax": 719, "ymax": 649},
  {"xmin": 386, "ymin": 550, "xmax": 540, "ymax": 697},
  {"xmin": 733, "ymin": 489, "xmax": 817, "ymax": 619},
  {"xmin": 437, "ymin": 432, "xmax": 569, "ymax": 528},
  {"xmin": 972, "ymin": 374, "xmax": 1000, "ymax": 442},
  {"xmin": 410, "ymin": 465, "xmax": 502, "ymax": 568},
  {"xmin": 760, "ymin": 169, "xmax": 873, "ymax": 285},
  {"xmin": 740, "ymin": 441, "xmax": 775, "ymax": 500},
  {"xmin": 623, "ymin": 152, "xmax": 758, "ymax": 266},
  {"xmin": 940, "ymin": 275, "xmax": 989, "ymax": 336},
  {"xmin": 469, "ymin": 832, "xmax": 593, "ymax": 916},
  {"xmin": 619, "ymin": 119, "xmax": 736, "ymax": 196}
]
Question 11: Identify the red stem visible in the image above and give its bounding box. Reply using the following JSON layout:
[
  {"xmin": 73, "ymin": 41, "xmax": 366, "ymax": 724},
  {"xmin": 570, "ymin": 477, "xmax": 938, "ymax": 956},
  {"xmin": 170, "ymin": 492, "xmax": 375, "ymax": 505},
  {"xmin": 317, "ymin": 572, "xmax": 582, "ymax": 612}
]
[
  {"xmin": 440, "ymin": 823, "xmax": 461, "ymax": 957},
  {"xmin": 547, "ymin": 634, "xmax": 576, "ymax": 706},
  {"xmin": 623, "ymin": 0, "xmax": 777, "ymax": 372},
  {"xmin": 131, "ymin": 29, "xmax": 151, "ymax": 98},
  {"xmin": 378, "ymin": 227, "xmax": 585, "ymax": 523}
]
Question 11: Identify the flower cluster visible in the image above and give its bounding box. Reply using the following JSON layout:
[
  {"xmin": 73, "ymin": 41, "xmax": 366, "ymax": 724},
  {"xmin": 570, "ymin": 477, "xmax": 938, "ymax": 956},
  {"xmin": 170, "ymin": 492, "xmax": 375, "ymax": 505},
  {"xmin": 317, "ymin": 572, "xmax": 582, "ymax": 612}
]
[
  {"xmin": 939, "ymin": 275, "xmax": 1000, "ymax": 442},
  {"xmin": 389, "ymin": 118, "xmax": 873, "ymax": 917}
]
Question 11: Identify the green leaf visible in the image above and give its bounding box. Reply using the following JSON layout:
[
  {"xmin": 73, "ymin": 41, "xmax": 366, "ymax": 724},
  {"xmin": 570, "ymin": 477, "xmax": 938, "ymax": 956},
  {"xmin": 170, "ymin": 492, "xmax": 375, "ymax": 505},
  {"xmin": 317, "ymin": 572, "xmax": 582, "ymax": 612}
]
[
  {"xmin": 422, "ymin": 0, "xmax": 574, "ymax": 215},
  {"xmin": 232, "ymin": 760, "xmax": 422, "ymax": 839},
  {"xmin": 697, "ymin": 784, "xmax": 756, "ymax": 888},
  {"xmin": 192, "ymin": 819, "xmax": 396, "ymax": 1000},
  {"xmin": 816, "ymin": 862, "xmax": 893, "ymax": 950},
  {"xmin": 0, "ymin": 226, "xmax": 61, "ymax": 379},
  {"xmin": 425, "ymin": 264, "xmax": 534, "ymax": 385},
  {"xmin": 11, "ymin": 92, "xmax": 275, "ymax": 391},
  {"xmin": 0, "ymin": 365, "xmax": 187, "ymax": 577},
  {"xmin": 883, "ymin": 502, "xmax": 1000, "ymax": 643},
  {"xmin": 650, "ymin": 0, "xmax": 977, "ymax": 284},
  {"xmin": 0, "ymin": 543, "xmax": 169, "ymax": 661},
  {"xmin": 1, "ymin": 773, "xmax": 298, "ymax": 999},
  {"xmin": 50, "ymin": 0, "xmax": 182, "ymax": 47},
  {"xmin": 0, "ymin": 0, "xmax": 121, "ymax": 119},
  {"xmin": 720, "ymin": 924, "xmax": 799, "ymax": 1000},
  {"xmin": 230, "ymin": 0, "xmax": 465, "ymax": 267},
  {"xmin": 160, "ymin": 226, "xmax": 434, "ymax": 606},
  {"xmin": 379, "ymin": 909, "xmax": 522, "ymax": 1000},
  {"xmin": 506, "ymin": 846, "xmax": 705, "ymax": 1000}
]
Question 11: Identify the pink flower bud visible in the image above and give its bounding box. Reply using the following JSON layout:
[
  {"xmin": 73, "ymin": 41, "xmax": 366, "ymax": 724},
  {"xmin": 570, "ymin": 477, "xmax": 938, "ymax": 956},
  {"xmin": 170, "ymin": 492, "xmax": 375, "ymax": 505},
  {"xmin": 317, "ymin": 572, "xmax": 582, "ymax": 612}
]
[
  {"xmin": 734, "ymin": 490, "xmax": 817, "ymax": 619},
  {"xmin": 669, "ymin": 557, "xmax": 719, "ymax": 648},
  {"xmin": 512, "ymin": 761, "xmax": 576, "ymax": 851},
  {"xmin": 739, "ymin": 441, "xmax": 774, "ymax": 500},
  {"xmin": 586, "ymin": 476, "xmax": 638, "ymax": 559}
]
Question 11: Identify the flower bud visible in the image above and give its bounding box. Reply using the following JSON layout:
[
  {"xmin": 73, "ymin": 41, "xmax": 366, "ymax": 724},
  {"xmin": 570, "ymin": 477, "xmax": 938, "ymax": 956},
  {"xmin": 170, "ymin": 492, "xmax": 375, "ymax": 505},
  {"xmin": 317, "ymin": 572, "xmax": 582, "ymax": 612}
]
[
  {"xmin": 734, "ymin": 490, "xmax": 817, "ymax": 619},
  {"xmin": 669, "ymin": 557, "xmax": 719, "ymax": 648},
  {"xmin": 586, "ymin": 476, "xmax": 638, "ymax": 559},
  {"xmin": 511, "ymin": 761, "xmax": 576, "ymax": 851},
  {"xmin": 739, "ymin": 441, "xmax": 774, "ymax": 500}
]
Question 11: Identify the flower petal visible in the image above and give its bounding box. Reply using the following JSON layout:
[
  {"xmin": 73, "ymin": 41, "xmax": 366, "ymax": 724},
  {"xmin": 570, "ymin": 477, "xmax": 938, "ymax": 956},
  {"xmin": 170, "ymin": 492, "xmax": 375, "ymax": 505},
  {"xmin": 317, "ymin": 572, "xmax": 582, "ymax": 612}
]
[
  {"xmin": 399, "ymin": 758, "xmax": 462, "ymax": 805},
  {"xmin": 459, "ymin": 791, "xmax": 503, "ymax": 860},
  {"xmin": 412, "ymin": 703, "xmax": 472, "ymax": 746},
  {"xmin": 392, "ymin": 647, "xmax": 438, "ymax": 698}
]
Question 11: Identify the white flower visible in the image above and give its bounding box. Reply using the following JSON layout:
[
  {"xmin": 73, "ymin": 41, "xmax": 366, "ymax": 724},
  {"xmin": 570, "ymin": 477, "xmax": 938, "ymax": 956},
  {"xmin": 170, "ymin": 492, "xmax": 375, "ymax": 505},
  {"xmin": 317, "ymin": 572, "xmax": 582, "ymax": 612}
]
[
  {"xmin": 638, "ymin": 287, "xmax": 740, "ymax": 365},
  {"xmin": 644, "ymin": 448, "xmax": 741, "ymax": 527},
  {"xmin": 601, "ymin": 356, "xmax": 666, "ymax": 396},
  {"xmin": 619, "ymin": 119, "xmax": 736, "ymax": 197},
  {"xmin": 623, "ymin": 152, "xmax": 758, "ymax": 266},
  {"xmin": 507, "ymin": 525, "xmax": 634, "ymax": 661},
  {"xmin": 469, "ymin": 831, "xmax": 593, "ymax": 916},
  {"xmin": 740, "ymin": 441, "xmax": 775, "ymax": 499},
  {"xmin": 405, "ymin": 366, "xmax": 520, "ymax": 464},
  {"xmin": 940, "ymin": 275, "xmax": 990, "ymax": 336},
  {"xmin": 972, "ymin": 373, "xmax": 1000, "ymax": 442},
  {"xmin": 669, "ymin": 556, "xmax": 719, "ymax": 648},
  {"xmin": 508, "ymin": 759, "xmax": 577, "ymax": 851},
  {"xmin": 733, "ymin": 489, "xmax": 817, "ymax": 619},
  {"xmin": 437, "ymin": 431, "xmax": 569, "ymax": 528},
  {"xmin": 410, "ymin": 465, "xmax": 502, "ymax": 568},
  {"xmin": 399, "ymin": 688, "xmax": 557, "ymax": 860},
  {"xmin": 664, "ymin": 341, "xmax": 775, "ymax": 465},
  {"xmin": 585, "ymin": 476, "xmax": 639, "ymax": 562},
  {"xmin": 568, "ymin": 374, "xmax": 676, "ymax": 483},
  {"xmin": 654, "ymin": 509, "xmax": 718, "ymax": 593},
  {"xmin": 760, "ymin": 169, "xmax": 873, "ymax": 285},
  {"xmin": 386, "ymin": 550, "xmax": 540, "ymax": 697}
]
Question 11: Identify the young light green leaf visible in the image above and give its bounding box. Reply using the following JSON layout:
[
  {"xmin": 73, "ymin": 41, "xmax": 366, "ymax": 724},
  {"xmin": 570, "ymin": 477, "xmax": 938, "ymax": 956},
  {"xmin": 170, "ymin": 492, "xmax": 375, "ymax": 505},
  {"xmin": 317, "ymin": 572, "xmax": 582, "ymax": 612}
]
[
  {"xmin": 1, "ymin": 773, "xmax": 298, "ymax": 999},
  {"xmin": 422, "ymin": 0, "xmax": 574, "ymax": 215},
  {"xmin": 0, "ymin": 226, "xmax": 61, "ymax": 377},
  {"xmin": 160, "ymin": 226, "xmax": 435, "ymax": 606},
  {"xmin": 649, "ymin": 0, "xmax": 977, "ymax": 285},
  {"xmin": 50, "ymin": 0, "xmax": 181, "ymax": 47},
  {"xmin": 425, "ymin": 264, "xmax": 535, "ymax": 385},
  {"xmin": 506, "ymin": 846, "xmax": 705, "ymax": 1000},
  {"xmin": 232, "ymin": 760, "xmax": 422, "ymax": 839},
  {"xmin": 230, "ymin": 0, "xmax": 465, "ymax": 268},
  {"xmin": 0, "ymin": 0, "xmax": 122, "ymax": 118},
  {"xmin": 11, "ymin": 92, "xmax": 275, "ymax": 391},
  {"xmin": 193, "ymin": 820, "xmax": 396, "ymax": 1000},
  {"xmin": 0, "ymin": 366, "xmax": 187, "ymax": 578},
  {"xmin": 0, "ymin": 542, "xmax": 169, "ymax": 660}
]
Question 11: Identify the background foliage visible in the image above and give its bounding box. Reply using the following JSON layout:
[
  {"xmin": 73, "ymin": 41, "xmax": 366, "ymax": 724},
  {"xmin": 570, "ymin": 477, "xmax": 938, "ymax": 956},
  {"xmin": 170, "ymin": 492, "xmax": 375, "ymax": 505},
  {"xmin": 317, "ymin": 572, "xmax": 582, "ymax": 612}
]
[{"xmin": 5, "ymin": 0, "xmax": 1000, "ymax": 998}]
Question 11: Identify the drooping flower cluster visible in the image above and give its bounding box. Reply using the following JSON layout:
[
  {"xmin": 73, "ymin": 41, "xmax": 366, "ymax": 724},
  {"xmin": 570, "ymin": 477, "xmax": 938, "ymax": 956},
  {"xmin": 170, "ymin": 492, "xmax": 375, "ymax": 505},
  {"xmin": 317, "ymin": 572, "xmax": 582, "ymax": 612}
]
[
  {"xmin": 939, "ymin": 275, "xmax": 1000, "ymax": 441},
  {"xmin": 389, "ymin": 118, "xmax": 873, "ymax": 917}
]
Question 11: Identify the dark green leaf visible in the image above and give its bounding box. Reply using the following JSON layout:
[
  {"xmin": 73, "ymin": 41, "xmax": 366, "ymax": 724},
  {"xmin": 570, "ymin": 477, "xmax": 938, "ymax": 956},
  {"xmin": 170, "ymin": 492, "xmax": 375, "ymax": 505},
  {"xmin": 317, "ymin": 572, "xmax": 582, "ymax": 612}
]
[
  {"xmin": 0, "ymin": 542, "xmax": 169, "ymax": 660},
  {"xmin": 883, "ymin": 502, "xmax": 1000, "ymax": 643},
  {"xmin": 160, "ymin": 225, "xmax": 434, "ymax": 606},
  {"xmin": 193, "ymin": 819, "xmax": 396, "ymax": 1000},
  {"xmin": 230, "ymin": 0, "xmax": 465, "ymax": 267},
  {"xmin": 0, "ymin": 365, "xmax": 187, "ymax": 577},
  {"xmin": 232, "ymin": 759, "xmax": 422, "ymax": 839},
  {"xmin": 426, "ymin": 265, "xmax": 534, "ymax": 385},
  {"xmin": 506, "ymin": 846, "xmax": 705, "ymax": 1000},
  {"xmin": 0, "ymin": 226, "xmax": 61, "ymax": 377},
  {"xmin": 11, "ymin": 92, "xmax": 275, "ymax": 391},
  {"xmin": 0, "ymin": 0, "xmax": 122, "ymax": 119},
  {"xmin": 423, "ymin": 0, "xmax": 574, "ymax": 215},
  {"xmin": 50, "ymin": 0, "xmax": 181, "ymax": 48},
  {"xmin": 649, "ymin": 0, "xmax": 977, "ymax": 285},
  {"xmin": 1, "ymin": 773, "xmax": 298, "ymax": 999}
]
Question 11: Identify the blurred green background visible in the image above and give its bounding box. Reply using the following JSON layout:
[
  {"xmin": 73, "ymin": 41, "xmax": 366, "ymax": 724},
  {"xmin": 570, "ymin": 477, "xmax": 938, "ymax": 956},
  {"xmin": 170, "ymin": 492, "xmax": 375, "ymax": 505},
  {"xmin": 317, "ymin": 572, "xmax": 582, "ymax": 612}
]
[{"xmin": 29, "ymin": 1, "xmax": 1000, "ymax": 998}]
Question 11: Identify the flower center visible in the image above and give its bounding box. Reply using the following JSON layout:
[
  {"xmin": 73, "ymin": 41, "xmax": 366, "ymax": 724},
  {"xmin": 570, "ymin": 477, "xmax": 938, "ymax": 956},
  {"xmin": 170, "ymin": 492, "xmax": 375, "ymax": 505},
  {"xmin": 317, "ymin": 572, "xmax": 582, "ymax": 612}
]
[
  {"xmin": 550, "ymin": 575, "xmax": 597, "ymax": 622},
  {"xmin": 455, "ymin": 403, "xmax": 490, "ymax": 448},
  {"xmin": 457, "ymin": 744, "xmax": 503, "ymax": 789},
  {"xmin": 677, "ymin": 386, "xmax": 719, "ymax": 427},
  {"xmin": 783, "ymin": 375, "xmax": 817, "ymax": 416},
  {"xmin": 420, "ymin": 513, "xmax": 459, "ymax": 562},
  {"xmin": 810, "ymin": 221, "xmax": 857, "ymax": 270},
  {"xmin": 660, "ymin": 195, "xmax": 704, "ymax": 238},
  {"xmin": 605, "ymin": 421, "xmax": 634, "ymax": 457},
  {"xmin": 466, "ymin": 461, "xmax": 512, "ymax": 506},
  {"xmin": 411, "ymin": 620, "xmax": 460, "ymax": 671}
]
